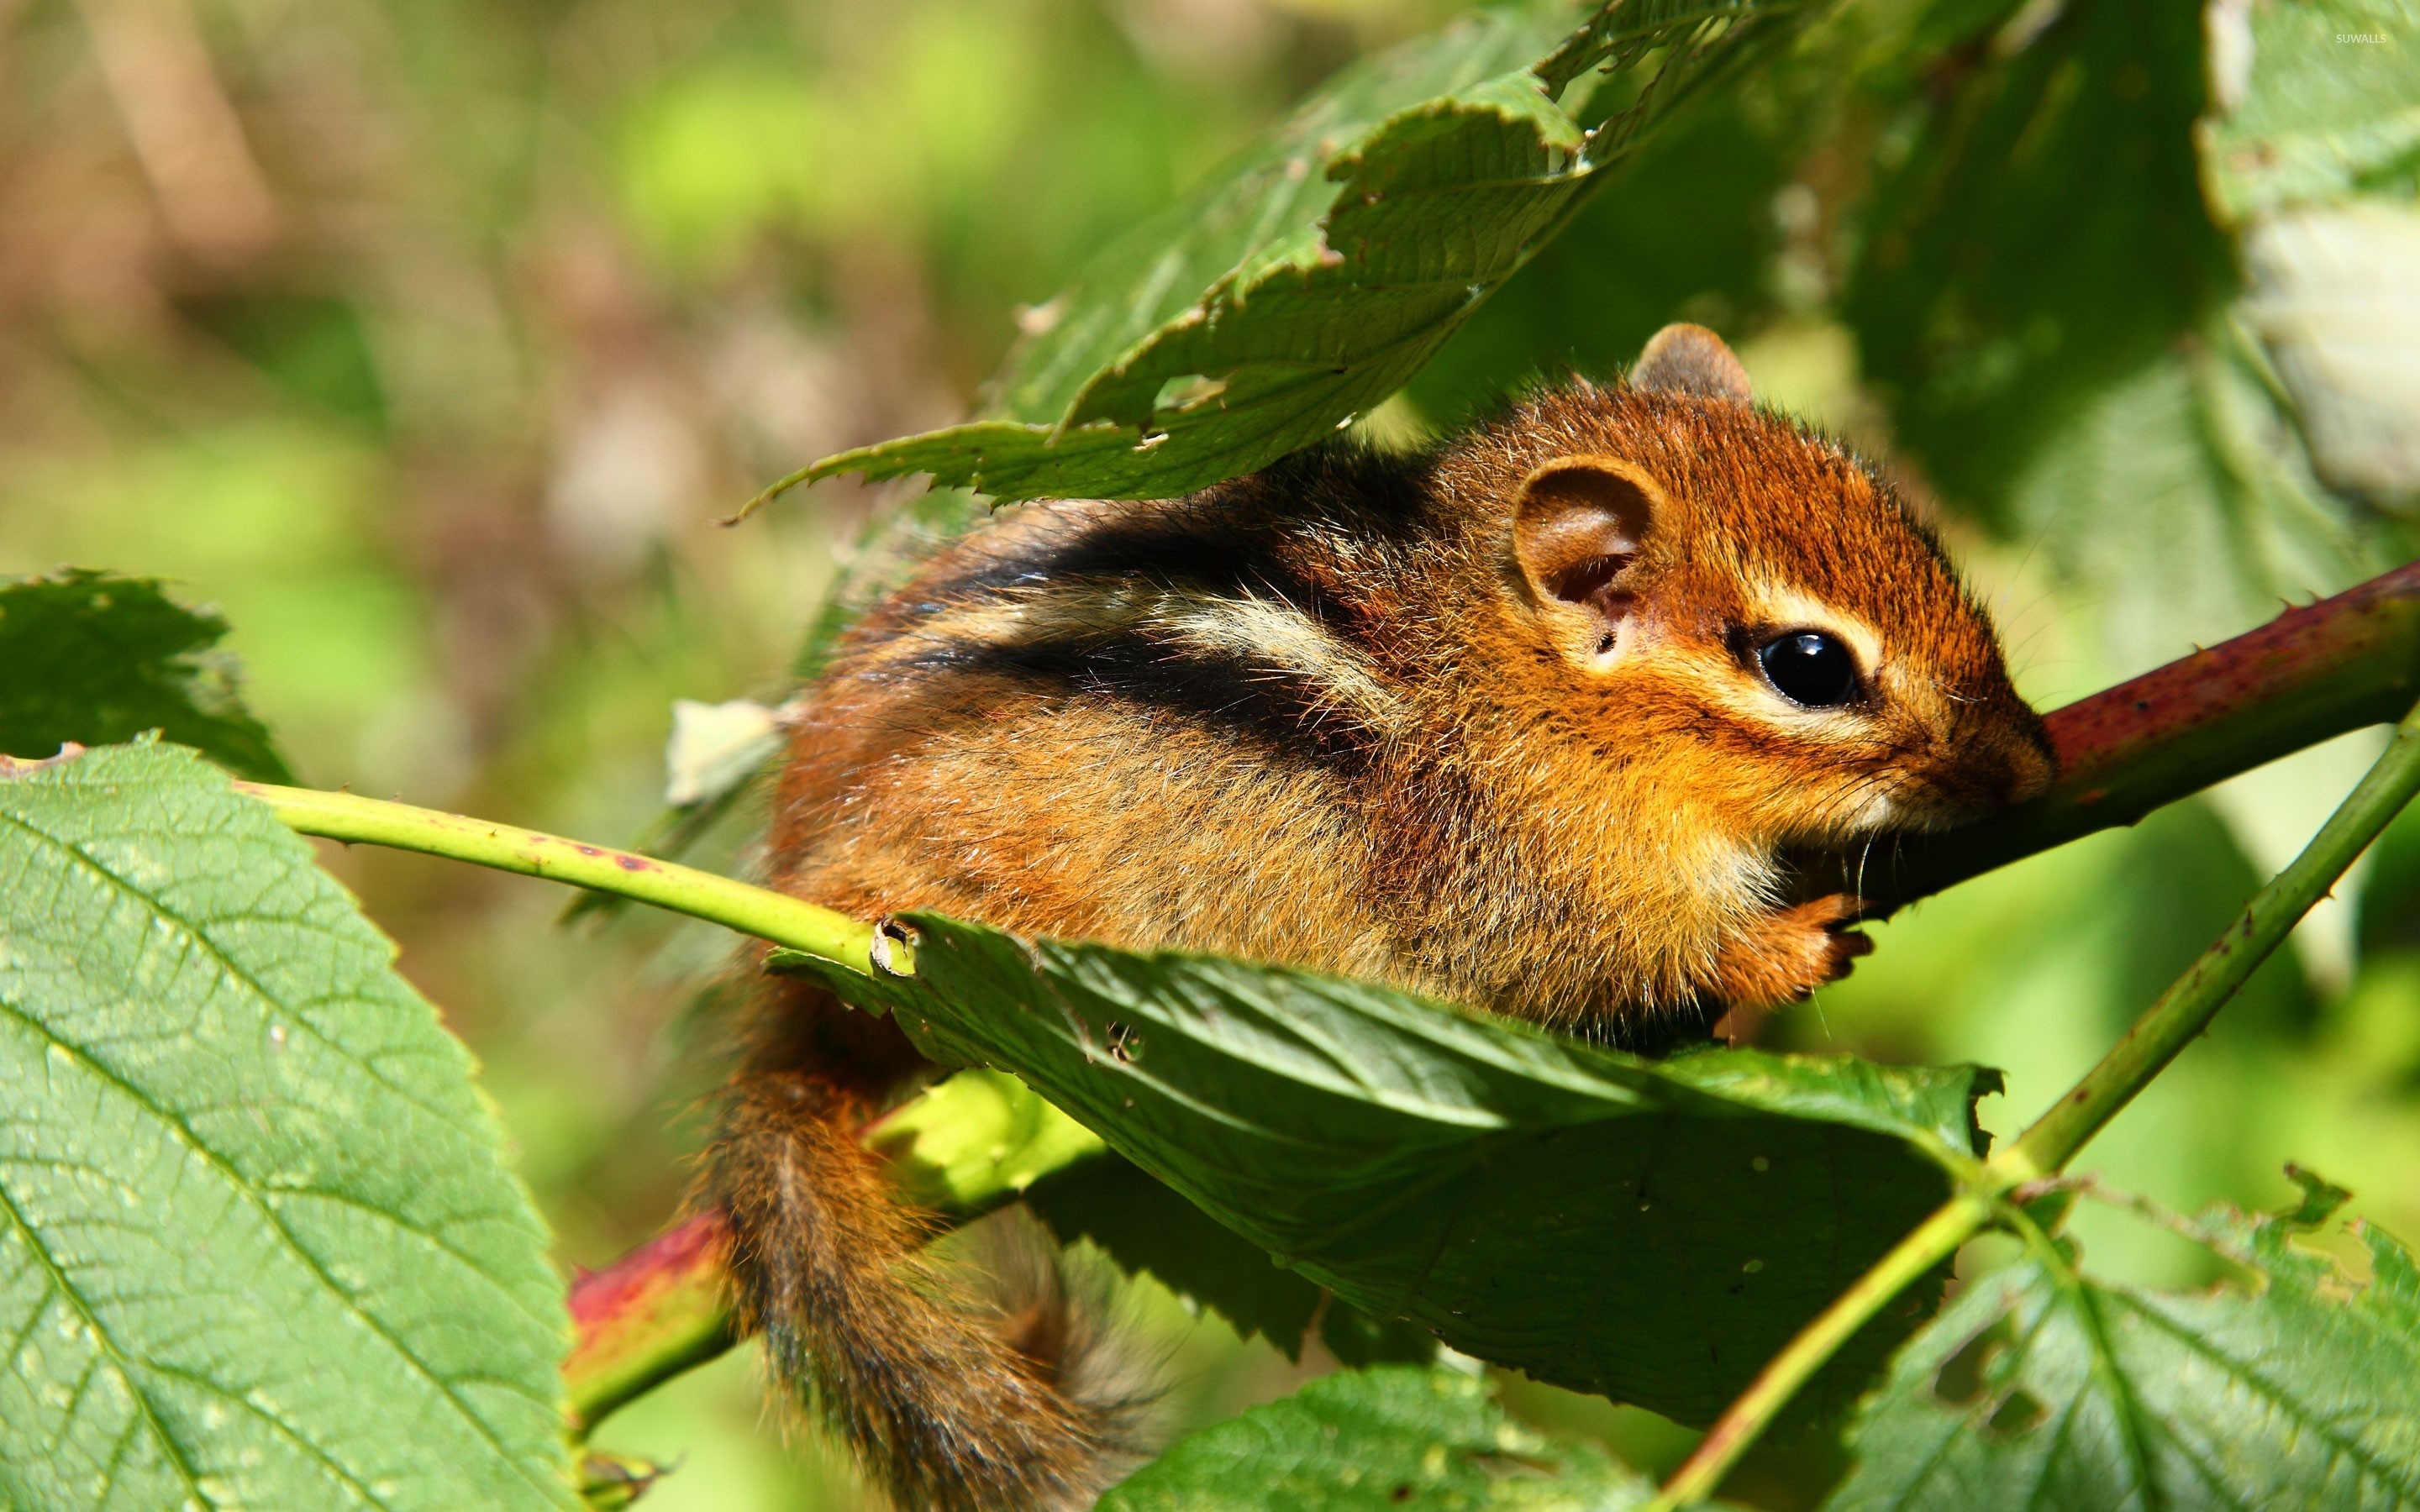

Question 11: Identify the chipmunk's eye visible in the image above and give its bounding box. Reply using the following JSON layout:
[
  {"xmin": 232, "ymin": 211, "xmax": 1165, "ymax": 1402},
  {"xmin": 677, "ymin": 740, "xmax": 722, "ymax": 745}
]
[{"xmin": 1757, "ymin": 631, "xmax": 1860, "ymax": 709}]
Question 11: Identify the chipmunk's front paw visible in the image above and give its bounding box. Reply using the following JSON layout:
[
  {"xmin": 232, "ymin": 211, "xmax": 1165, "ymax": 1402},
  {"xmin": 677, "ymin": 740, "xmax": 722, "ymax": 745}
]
[{"xmin": 1712, "ymin": 893, "xmax": 1872, "ymax": 1010}]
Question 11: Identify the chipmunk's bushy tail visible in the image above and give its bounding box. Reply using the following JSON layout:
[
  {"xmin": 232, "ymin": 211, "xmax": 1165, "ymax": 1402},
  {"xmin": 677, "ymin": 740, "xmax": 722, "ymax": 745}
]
[{"xmin": 704, "ymin": 1051, "xmax": 1141, "ymax": 1512}]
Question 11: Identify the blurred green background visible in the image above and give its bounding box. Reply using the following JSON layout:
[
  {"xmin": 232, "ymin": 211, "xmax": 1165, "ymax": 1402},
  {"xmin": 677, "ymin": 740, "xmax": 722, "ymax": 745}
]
[{"xmin": 3, "ymin": 0, "xmax": 2414, "ymax": 1504}]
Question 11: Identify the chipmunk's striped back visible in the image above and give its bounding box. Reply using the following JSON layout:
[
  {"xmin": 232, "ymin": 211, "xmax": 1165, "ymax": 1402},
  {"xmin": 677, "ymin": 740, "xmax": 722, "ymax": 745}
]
[{"xmin": 836, "ymin": 451, "xmax": 1430, "ymax": 768}]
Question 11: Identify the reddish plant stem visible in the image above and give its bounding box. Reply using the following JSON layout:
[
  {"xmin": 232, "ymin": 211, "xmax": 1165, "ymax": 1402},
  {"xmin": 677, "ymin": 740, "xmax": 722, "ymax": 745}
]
[{"xmin": 566, "ymin": 1212, "xmax": 734, "ymax": 1433}]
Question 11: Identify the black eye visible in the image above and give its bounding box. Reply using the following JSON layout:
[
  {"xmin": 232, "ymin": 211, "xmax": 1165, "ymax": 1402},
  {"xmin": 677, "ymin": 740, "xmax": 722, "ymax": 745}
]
[{"xmin": 1757, "ymin": 632, "xmax": 1860, "ymax": 709}]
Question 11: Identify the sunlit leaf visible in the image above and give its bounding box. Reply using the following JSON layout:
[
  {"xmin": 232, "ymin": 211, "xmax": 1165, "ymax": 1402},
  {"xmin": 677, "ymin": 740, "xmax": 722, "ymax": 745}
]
[
  {"xmin": 0, "ymin": 743, "xmax": 574, "ymax": 1510},
  {"xmin": 776, "ymin": 0, "xmax": 1822, "ymax": 507}
]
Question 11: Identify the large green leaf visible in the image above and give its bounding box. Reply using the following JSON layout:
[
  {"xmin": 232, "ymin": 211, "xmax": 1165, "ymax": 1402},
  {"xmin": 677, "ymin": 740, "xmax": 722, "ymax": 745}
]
[
  {"xmin": 790, "ymin": 913, "xmax": 1996, "ymax": 1425},
  {"xmin": 0, "ymin": 570, "xmax": 293, "ymax": 784},
  {"xmin": 1403, "ymin": 91, "xmax": 1793, "ymax": 426},
  {"xmin": 775, "ymin": 0, "xmax": 1820, "ymax": 507},
  {"xmin": 2200, "ymin": 0, "xmax": 2420, "ymax": 225},
  {"xmin": 0, "ymin": 742, "xmax": 575, "ymax": 1510},
  {"xmin": 1844, "ymin": 0, "xmax": 2236, "ymax": 519},
  {"xmin": 1101, "ymin": 1365, "xmax": 1671, "ymax": 1511},
  {"xmin": 1825, "ymin": 1189, "xmax": 2420, "ymax": 1510},
  {"xmin": 2006, "ymin": 320, "xmax": 2386, "ymax": 680}
]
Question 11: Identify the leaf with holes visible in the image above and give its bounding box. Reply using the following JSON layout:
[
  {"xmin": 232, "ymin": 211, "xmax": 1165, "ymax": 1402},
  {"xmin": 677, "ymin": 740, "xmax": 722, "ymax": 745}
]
[
  {"xmin": 0, "ymin": 570, "xmax": 292, "ymax": 783},
  {"xmin": 1099, "ymin": 1365, "xmax": 1678, "ymax": 1511},
  {"xmin": 789, "ymin": 912, "xmax": 1996, "ymax": 1426},
  {"xmin": 774, "ymin": 0, "xmax": 1821, "ymax": 507},
  {"xmin": 0, "ymin": 741, "xmax": 574, "ymax": 1510},
  {"xmin": 1824, "ymin": 1190, "xmax": 2420, "ymax": 1510}
]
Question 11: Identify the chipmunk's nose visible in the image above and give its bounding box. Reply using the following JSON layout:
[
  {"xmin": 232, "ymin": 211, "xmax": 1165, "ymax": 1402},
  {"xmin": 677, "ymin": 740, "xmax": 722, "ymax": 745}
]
[{"xmin": 2002, "ymin": 725, "xmax": 2056, "ymax": 805}]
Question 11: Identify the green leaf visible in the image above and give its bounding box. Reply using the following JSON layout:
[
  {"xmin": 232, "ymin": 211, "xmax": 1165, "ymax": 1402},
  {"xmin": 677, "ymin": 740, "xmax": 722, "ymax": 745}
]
[
  {"xmin": 1825, "ymin": 1196, "xmax": 2420, "ymax": 1510},
  {"xmin": 1845, "ymin": 0, "xmax": 2235, "ymax": 517},
  {"xmin": 2200, "ymin": 0, "xmax": 2420, "ymax": 225},
  {"xmin": 776, "ymin": 0, "xmax": 1821, "ymax": 506},
  {"xmin": 0, "ymin": 570, "xmax": 293, "ymax": 784},
  {"xmin": 2006, "ymin": 320, "xmax": 2386, "ymax": 679},
  {"xmin": 0, "ymin": 743, "xmax": 575, "ymax": 1510},
  {"xmin": 794, "ymin": 913, "xmax": 1996, "ymax": 1425},
  {"xmin": 1027, "ymin": 1152, "xmax": 1435, "ymax": 1368},
  {"xmin": 1100, "ymin": 1365, "xmax": 1669, "ymax": 1512},
  {"xmin": 1404, "ymin": 90, "xmax": 1793, "ymax": 426}
]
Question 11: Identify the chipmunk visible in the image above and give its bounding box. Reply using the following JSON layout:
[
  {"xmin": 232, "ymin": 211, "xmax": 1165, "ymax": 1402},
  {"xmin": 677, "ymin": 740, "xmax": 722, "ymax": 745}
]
[{"xmin": 704, "ymin": 324, "xmax": 2054, "ymax": 1511}]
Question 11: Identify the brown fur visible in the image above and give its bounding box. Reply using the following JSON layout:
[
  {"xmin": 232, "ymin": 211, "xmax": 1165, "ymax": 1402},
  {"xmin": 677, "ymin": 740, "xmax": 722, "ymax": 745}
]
[{"xmin": 717, "ymin": 327, "xmax": 2054, "ymax": 1508}]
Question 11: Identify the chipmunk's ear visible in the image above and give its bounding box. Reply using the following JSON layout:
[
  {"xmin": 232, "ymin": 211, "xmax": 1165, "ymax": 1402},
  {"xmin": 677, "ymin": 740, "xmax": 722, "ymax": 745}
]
[
  {"xmin": 1631, "ymin": 323, "xmax": 1752, "ymax": 404},
  {"xmin": 1514, "ymin": 456, "xmax": 1661, "ymax": 657}
]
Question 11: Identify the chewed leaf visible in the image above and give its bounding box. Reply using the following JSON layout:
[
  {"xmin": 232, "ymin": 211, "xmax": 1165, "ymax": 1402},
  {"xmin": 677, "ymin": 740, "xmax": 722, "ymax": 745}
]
[
  {"xmin": 1100, "ymin": 1365, "xmax": 1680, "ymax": 1511},
  {"xmin": 1825, "ymin": 1192, "xmax": 2420, "ymax": 1510},
  {"xmin": 792, "ymin": 912, "xmax": 1996, "ymax": 1425},
  {"xmin": 0, "ymin": 570, "xmax": 293, "ymax": 782},
  {"xmin": 767, "ymin": 0, "xmax": 1819, "ymax": 507},
  {"xmin": 0, "ymin": 743, "xmax": 575, "ymax": 1510}
]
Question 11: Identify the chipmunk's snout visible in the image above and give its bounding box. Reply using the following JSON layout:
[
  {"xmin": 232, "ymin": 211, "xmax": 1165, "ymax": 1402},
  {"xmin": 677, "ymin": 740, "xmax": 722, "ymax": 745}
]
[
  {"xmin": 1930, "ymin": 709, "xmax": 2055, "ymax": 818},
  {"xmin": 1894, "ymin": 702, "xmax": 2054, "ymax": 827},
  {"xmin": 2002, "ymin": 722, "xmax": 2056, "ymax": 805}
]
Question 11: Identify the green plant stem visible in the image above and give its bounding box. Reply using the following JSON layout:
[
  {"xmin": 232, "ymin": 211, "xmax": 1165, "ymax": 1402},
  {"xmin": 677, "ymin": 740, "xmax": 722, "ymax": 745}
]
[
  {"xmin": 234, "ymin": 781, "xmax": 908, "ymax": 977},
  {"xmin": 1653, "ymin": 696, "xmax": 2420, "ymax": 1509},
  {"xmin": 2002, "ymin": 700, "xmax": 2420, "ymax": 1179},
  {"xmin": 1660, "ymin": 1194, "xmax": 1988, "ymax": 1504}
]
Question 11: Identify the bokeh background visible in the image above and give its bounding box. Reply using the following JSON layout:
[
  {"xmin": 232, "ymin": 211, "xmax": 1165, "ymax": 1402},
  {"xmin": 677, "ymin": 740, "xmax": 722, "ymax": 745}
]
[{"xmin": 3, "ymin": 0, "xmax": 2414, "ymax": 1505}]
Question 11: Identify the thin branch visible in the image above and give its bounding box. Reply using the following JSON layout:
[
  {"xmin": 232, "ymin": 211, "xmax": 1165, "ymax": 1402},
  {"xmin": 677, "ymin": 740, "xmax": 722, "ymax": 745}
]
[
  {"xmin": 234, "ymin": 781, "xmax": 907, "ymax": 978},
  {"xmin": 1650, "ymin": 693, "xmax": 2420, "ymax": 1507},
  {"xmin": 2001, "ymin": 696, "xmax": 2420, "ymax": 1179},
  {"xmin": 566, "ymin": 1213, "xmax": 733, "ymax": 1433}
]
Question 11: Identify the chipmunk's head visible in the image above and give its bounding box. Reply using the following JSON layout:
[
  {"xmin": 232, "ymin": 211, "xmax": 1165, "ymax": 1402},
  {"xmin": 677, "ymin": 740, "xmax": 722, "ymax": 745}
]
[{"xmin": 1458, "ymin": 323, "xmax": 2053, "ymax": 848}]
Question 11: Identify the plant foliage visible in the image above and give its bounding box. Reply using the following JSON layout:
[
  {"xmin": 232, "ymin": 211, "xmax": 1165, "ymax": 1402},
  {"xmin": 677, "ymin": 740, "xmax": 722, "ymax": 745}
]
[
  {"xmin": 6, "ymin": 0, "xmax": 2420, "ymax": 1506},
  {"xmin": 1101, "ymin": 1366, "xmax": 1674, "ymax": 1512},
  {"xmin": 0, "ymin": 571, "xmax": 292, "ymax": 783},
  {"xmin": 771, "ymin": 0, "xmax": 1819, "ymax": 507},
  {"xmin": 0, "ymin": 743, "xmax": 571, "ymax": 1510},
  {"xmin": 1826, "ymin": 1185, "xmax": 2420, "ymax": 1510}
]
